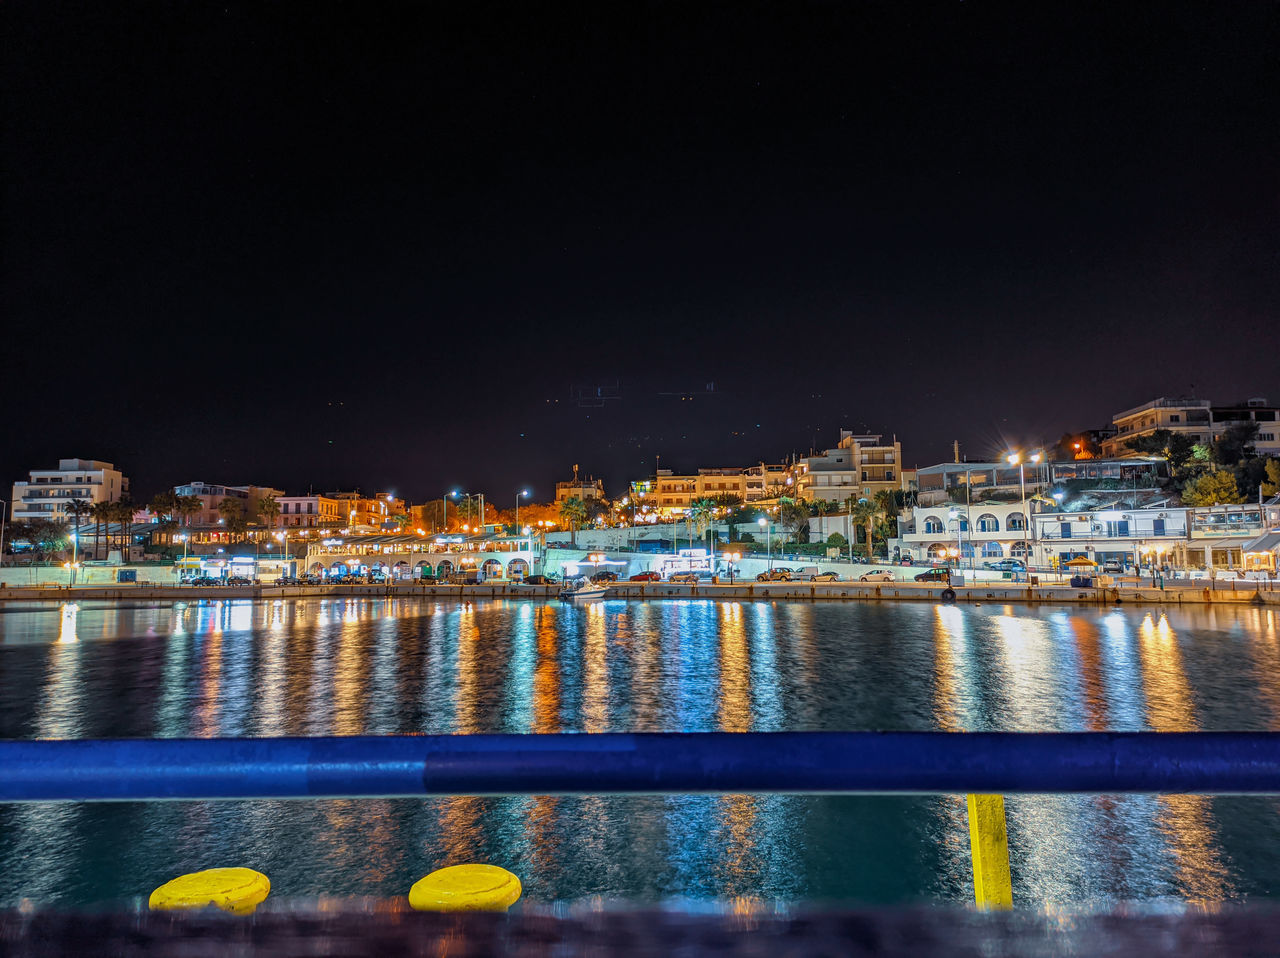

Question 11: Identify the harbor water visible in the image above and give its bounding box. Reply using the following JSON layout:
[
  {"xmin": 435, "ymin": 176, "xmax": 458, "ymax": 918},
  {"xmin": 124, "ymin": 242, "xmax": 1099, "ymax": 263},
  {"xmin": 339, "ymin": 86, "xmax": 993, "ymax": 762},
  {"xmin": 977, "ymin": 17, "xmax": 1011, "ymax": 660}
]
[{"xmin": 1, "ymin": 597, "xmax": 1279, "ymax": 908}]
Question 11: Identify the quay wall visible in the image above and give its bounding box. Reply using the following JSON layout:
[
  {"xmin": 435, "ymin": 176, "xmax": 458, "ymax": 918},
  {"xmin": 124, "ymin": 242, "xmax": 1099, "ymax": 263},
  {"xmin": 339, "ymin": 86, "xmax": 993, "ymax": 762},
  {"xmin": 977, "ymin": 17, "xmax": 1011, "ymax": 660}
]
[{"xmin": 0, "ymin": 580, "xmax": 1274, "ymax": 606}]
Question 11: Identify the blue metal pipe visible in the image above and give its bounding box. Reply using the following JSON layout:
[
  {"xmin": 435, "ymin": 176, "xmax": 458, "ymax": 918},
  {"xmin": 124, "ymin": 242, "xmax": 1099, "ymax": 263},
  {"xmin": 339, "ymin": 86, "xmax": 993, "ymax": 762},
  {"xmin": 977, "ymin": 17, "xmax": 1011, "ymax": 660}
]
[{"xmin": 2, "ymin": 732, "xmax": 1279, "ymax": 802}]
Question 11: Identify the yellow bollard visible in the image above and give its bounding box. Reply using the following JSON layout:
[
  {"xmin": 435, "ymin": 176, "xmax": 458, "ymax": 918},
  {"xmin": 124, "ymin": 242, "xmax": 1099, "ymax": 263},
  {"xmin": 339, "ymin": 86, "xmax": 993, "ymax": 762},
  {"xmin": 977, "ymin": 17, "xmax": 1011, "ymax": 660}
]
[
  {"xmin": 408, "ymin": 864, "xmax": 522, "ymax": 912},
  {"xmin": 148, "ymin": 867, "xmax": 271, "ymax": 915},
  {"xmin": 966, "ymin": 793, "xmax": 1013, "ymax": 910}
]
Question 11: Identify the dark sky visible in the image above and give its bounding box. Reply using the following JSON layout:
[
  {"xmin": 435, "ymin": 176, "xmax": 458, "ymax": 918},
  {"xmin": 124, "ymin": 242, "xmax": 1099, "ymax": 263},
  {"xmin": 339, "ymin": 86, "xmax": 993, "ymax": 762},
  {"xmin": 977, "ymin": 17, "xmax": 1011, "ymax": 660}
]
[{"xmin": 5, "ymin": 2, "xmax": 1277, "ymax": 503}]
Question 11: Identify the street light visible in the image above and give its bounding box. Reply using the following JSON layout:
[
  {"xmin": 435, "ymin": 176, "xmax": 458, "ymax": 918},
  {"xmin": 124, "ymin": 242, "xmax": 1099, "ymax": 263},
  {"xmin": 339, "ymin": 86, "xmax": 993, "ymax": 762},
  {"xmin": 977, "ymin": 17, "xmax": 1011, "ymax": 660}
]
[
  {"xmin": 515, "ymin": 488, "xmax": 529, "ymax": 536},
  {"xmin": 1007, "ymin": 452, "xmax": 1041, "ymax": 567},
  {"xmin": 948, "ymin": 510, "xmax": 963, "ymax": 571},
  {"xmin": 725, "ymin": 550, "xmax": 741, "ymax": 584},
  {"xmin": 758, "ymin": 516, "xmax": 772, "ymax": 570}
]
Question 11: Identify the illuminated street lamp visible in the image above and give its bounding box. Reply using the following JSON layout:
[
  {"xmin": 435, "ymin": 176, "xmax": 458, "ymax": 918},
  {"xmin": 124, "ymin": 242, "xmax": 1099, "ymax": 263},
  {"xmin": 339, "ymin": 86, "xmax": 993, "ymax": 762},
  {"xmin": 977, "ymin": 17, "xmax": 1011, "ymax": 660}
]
[
  {"xmin": 725, "ymin": 550, "xmax": 741, "ymax": 584},
  {"xmin": 1007, "ymin": 451, "xmax": 1041, "ymax": 566},
  {"xmin": 758, "ymin": 516, "xmax": 772, "ymax": 570},
  {"xmin": 515, "ymin": 488, "xmax": 529, "ymax": 536}
]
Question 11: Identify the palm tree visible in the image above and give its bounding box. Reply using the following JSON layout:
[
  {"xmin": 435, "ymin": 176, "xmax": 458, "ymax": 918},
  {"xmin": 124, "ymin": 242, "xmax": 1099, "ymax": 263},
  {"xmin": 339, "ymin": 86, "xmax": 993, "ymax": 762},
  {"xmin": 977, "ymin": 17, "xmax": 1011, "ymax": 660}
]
[
  {"xmin": 64, "ymin": 498, "xmax": 91, "ymax": 544},
  {"xmin": 850, "ymin": 497, "xmax": 884, "ymax": 561},
  {"xmin": 558, "ymin": 496, "xmax": 587, "ymax": 547},
  {"xmin": 392, "ymin": 513, "xmax": 411, "ymax": 533},
  {"xmin": 689, "ymin": 497, "xmax": 716, "ymax": 546},
  {"xmin": 90, "ymin": 500, "xmax": 112, "ymax": 559},
  {"xmin": 257, "ymin": 495, "xmax": 280, "ymax": 531},
  {"xmin": 218, "ymin": 497, "xmax": 248, "ymax": 542},
  {"xmin": 174, "ymin": 494, "xmax": 202, "ymax": 528},
  {"xmin": 114, "ymin": 496, "xmax": 135, "ymax": 559},
  {"xmin": 148, "ymin": 491, "xmax": 179, "ymax": 545},
  {"xmin": 811, "ymin": 498, "xmax": 833, "ymax": 543}
]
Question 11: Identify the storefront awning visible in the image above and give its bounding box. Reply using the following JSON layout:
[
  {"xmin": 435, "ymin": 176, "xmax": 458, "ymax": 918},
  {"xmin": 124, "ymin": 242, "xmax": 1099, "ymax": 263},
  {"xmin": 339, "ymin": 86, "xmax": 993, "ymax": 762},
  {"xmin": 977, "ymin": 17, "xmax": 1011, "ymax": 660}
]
[{"xmin": 1242, "ymin": 531, "xmax": 1280, "ymax": 554}]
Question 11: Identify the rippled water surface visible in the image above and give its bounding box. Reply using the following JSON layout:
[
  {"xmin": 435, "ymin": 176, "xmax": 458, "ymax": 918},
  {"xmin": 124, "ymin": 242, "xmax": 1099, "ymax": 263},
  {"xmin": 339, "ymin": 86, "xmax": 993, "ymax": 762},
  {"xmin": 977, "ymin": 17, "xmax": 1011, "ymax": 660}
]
[{"xmin": 2, "ymin": 597, "xmax": 1279, "ymax": 908}]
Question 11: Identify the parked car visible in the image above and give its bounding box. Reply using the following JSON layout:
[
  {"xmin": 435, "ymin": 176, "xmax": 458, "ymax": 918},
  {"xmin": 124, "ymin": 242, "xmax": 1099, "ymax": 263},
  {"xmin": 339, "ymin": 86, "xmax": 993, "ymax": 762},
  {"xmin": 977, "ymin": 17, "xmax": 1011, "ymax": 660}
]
[
  {"xmin": 523, "ymin": 574, "xmax": 554, "ymax": 585},
  {"xmin": 416, "ymin": 574, "xmax": 439, "ymax": 585},
  {"xmin": 859, "ymin": 570, "xmax": 895, "ymax": 582},
  {"xmin": 812, "ymin": 571, "xmax": 841, "ymax": 582},
  {"xmin": 226, "ymin": 575, "xmax": 252, "ymax": 586},
  {"xmin": 914, "ymin": 568, "xmax": 950, "ymax": 583},
  {"xmin": 590, "ymin": 570, "xmax": 620, "ymax": 583},
  {"xmin": 367, "ymin": 571, "xmax": 388, "ymax": 583},
  {"xmin": 1101, "ymin": 559, "xmax": 1124, "ymax": 573},
  {"xmin": 629, "ymin": 571, "xmax": 660, "ymax": 581},
  {"xmin": 186, "ymin": 575, "xmax": 218, "ymax": 586},
  {"xmin": 983, "ymin": 559, "xmax": 1026, "ymax": 573},
  {"xmin": 275, "ymin": 576, "xmax": 299, "ymax": 586},
  {"xmin": 668, "ymin": 572, "xmax": 701, "ymax": 584},
  {"xmin": 756, "ymin": 569, "xmax": 792, "ymax": 582}
]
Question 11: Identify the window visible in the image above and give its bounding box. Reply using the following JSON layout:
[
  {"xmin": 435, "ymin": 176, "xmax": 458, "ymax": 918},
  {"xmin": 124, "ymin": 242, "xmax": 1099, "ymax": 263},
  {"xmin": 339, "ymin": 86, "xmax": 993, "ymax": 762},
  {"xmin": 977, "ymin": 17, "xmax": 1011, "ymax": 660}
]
[
  {"xmin": 976, "ymin": 514, "xmax": 1000, "ymax": 532},
  {"xmin": 1060, "ymin": 522, "xmax": 1072, "ymax": 539},
  {"xmin": 1007, "ymin": 514, "xmax": 1025, "ymax": 531},
  {"xmin": 1169, "ymin": 414, "xmax": 1181, "ymax": 423},
  {"xmin": 1260, "ymin": 433, "xmax": 1275, "ymax": 442},
  {"xmin": 923, "ymin": 516, "xmax": 944, "ymax": 534}
]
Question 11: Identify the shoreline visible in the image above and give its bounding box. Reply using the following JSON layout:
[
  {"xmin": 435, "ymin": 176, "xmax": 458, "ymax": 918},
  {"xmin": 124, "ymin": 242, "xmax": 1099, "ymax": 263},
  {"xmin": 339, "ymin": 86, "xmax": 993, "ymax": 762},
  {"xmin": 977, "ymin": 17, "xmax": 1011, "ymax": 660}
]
[{"xmin": 0, "ymin": 580, "xmax": 1274, "ymax": 607}]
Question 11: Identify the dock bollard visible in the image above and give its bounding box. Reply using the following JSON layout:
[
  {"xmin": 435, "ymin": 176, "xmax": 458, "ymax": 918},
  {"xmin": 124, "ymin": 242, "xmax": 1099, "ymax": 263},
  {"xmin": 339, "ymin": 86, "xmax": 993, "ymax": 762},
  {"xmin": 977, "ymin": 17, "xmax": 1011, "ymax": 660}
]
[
  {"xmin": 148, "ymin": 867, "xmax": 271, "ymax": 914},
  {"xmin": 965, "ymin": 794, "xmax": 1012, "ymax": 910},
  {"xmin": 409, "ymin": 864, "xmax": 522, "ymax": 912}
]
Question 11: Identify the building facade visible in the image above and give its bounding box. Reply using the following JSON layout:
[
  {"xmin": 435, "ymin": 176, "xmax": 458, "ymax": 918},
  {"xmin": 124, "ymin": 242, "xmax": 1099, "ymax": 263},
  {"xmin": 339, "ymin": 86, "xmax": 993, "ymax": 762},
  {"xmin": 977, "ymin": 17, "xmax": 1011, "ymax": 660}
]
[
  {"xmin": 10, "ymin": 459, "xmax": 128, "ymax": 523},
  {"xmin": 794, "ymin": 431, "xmax": 902, "ymax": 503},
  {"xmin": 276, "ymin": 495, "xmax": 345, "ymax": 529}
]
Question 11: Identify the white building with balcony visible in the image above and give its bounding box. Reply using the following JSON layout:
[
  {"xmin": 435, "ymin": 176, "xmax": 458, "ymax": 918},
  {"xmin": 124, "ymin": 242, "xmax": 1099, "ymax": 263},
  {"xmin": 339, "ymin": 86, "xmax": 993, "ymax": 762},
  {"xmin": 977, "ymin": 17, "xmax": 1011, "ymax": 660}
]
[
  {"xmin": 900, "ymin": 501, "xmax": 1033, "ymax": 564},
  {"xmin": 9, "ymin": 459, "xmax": 129, "ymax": 523},
  {"xmin": 1033, "ymin": 508, "xmax": 1189, "ymax": 571}
]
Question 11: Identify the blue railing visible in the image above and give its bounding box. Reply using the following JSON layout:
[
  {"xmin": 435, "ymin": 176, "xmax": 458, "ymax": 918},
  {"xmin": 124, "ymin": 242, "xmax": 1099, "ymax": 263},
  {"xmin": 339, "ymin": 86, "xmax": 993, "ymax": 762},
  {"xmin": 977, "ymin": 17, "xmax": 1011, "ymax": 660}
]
[{"xmin": 3, "ymin": 732, "xmax": 1279, "ymax": 802}]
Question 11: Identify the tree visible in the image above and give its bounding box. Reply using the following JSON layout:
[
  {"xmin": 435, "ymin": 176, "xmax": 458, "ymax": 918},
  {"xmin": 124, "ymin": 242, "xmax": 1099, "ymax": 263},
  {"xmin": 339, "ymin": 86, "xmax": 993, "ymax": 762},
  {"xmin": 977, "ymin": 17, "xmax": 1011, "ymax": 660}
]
[
  {"xmin": 689, "ymin": 498, "xmax": 716, "ymax": 545},
  {"xmin": 218, "ymin": 497, "xmax": 248, "ymax": 541},
  {"xmin": 779, "ymin": 498, "xmax": 811, "ymax": 542},
  {"xmin": 558, "ymin": 497, "xmax": 587, "ymax": 547},
  {"xmin": 826, "ymin": 531, "xmax": 848, "ymax": 549},
  {"xmin": 1181, "ymin": 470, "xmax": 1245, "ymax": 506},
  {"xmin": 90, "ymin": 500, "xmax": 113, "ymax": 559},
  {"xmin": 810, "ymin": 499, "xmax": 834, "ymax": 542},
  {"xmin": 148, "ymin": 491, "xmax": 179, "ymax": 545},
  {"xmin": 392, "ymin": 512, "xmax": 411, "ymax": 532},
  {"xmin": 256, "ymin": 495, "xmax": 280, "ymax": 530},
  {"xmin": 113, "ymin": 496, "xmax": 135, "ymax": 558},
  {"xmin": 64, "ymin": 498, "xmax": 91, "ymax": 540},
  {"xmin": 1053, "ymin": 433, "xmax": 1099, "ymax": 460},
  {"xmin": 1215, "ymin": 422, "xmax": 1260, "ymax": 467},
  {"xmin": 1262, "ymin": 459, "xmax": 1280, "ymax": 498},
  {"xmin": 175, "ymin": 494, "xmax": 203, "ymax": 527},
  {"xmin": 1126, "ymin": 429, "xmax": 1196, "ymax": 474},
  {"xmin": 11, "ymin": 519, "xmax": 68, "ymax": 561},
  {"xmin": 874, "ymin": 489, "xmax": 900, "ymax": 538},
  {"xmin": 850, "ymin": 497, "xmax": 885, "ymax": 559}
]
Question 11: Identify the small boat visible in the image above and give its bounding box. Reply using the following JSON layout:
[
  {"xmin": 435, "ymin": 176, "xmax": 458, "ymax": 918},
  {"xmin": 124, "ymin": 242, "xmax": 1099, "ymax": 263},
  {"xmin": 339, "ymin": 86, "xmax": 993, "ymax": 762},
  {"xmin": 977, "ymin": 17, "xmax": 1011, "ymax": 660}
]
[{"xmin": 557, "ymin": 576, "xmax": 608, "ymax": 601}]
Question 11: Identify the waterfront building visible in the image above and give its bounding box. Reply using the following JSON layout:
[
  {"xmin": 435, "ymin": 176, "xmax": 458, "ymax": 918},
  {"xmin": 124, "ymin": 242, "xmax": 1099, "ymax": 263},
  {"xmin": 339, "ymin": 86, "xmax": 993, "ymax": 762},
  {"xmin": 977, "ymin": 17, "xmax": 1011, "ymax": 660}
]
[
  {"xmin": 650, "ymin": 468, "xmax": 752, "ymax": 517},
  {"xmin": 1209, "ymin": 398, "xmax": 1280, "ymax": 458},
  {"xmin": 302, "ymin": 530, "xmax": 539, "ymax": 581},
  {"xmin": 1100, "ymin": 397, "xmax": 1213, "ymax": 457},
  {"xmin": 9, "ymin": 458, "xmax": 128, "ymax": 523},
  {"xmin": 743, "ymin": 462, "xmax": 792, "ymax": 501},
  {"xmin": 172, "ymin": 481, "xmax": 285, "ymax": 527},
  {"xmin": 794, "ymin": 431, "xmax": 902, "ymax": 503},
  {"xmin": 325, "ymin": 491, "xmax": 389, "ymax": 532},
  {"xmin": 1179, "ymin": 503, "xmax": 1270, "ymax": 571},
  {"xmin": 276, "ymin": 494, "xmax": 345, "ymax": 529},
  {"xmin": 1033, "ymin": 507, "xmax": 1190, "ymax": 571},
  {"xmin": 901, "ymin": 501, "xmax": 1035, "ymax": 564},
  {"xmin": 1099, "ymin": 395, "xmax": 1279, "ymax": 459},
  {"xmin": 555, "ymin": 465, "xmax": 606, "ymax": 502}
]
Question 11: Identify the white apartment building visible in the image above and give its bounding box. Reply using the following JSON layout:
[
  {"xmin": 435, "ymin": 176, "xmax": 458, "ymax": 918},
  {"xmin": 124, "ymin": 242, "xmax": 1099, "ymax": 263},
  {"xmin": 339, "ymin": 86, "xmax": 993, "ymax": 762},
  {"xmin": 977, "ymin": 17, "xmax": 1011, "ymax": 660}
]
[
  {"xmin": 10, "ymin": 459, "xmax": 128, "ymax": 523},
  {"xmin": 1033, "ymin": 507, "xmax": 1190, "ymax": 570},
  {"xmin": 1100, "ymin": 395, "xmax": 1280, "ymax": 459},
  {"xmin": 900, "ymin": 501, "xmax": 1033, "ymax": 564},
  {"xmin": 1210, "ymin": 398, "xmax": 1280, "ymax": 458},
  {"xmin": 795, "ymin": 431, "xmax": 902, "ymax": 503}
]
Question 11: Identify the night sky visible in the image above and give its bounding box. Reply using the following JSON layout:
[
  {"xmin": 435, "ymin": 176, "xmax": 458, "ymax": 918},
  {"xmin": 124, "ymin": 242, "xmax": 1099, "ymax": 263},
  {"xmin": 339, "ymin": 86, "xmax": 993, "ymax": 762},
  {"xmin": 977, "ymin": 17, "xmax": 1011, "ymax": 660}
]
[{"xmin": 5, "ymin": 2, "xmax": 1277, "ymax": 502}]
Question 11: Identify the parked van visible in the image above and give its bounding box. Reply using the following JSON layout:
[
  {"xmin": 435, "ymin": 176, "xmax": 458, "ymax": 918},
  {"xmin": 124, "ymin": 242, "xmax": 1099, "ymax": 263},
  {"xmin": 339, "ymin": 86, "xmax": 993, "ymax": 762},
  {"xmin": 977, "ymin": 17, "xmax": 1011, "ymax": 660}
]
[
  {"xmin": 793, "ymin": 566, "xmax": 821, "ymax": 581},
  {"xmin": 448, "ymin": 569, "xmax": 486, "ymax": 585}
]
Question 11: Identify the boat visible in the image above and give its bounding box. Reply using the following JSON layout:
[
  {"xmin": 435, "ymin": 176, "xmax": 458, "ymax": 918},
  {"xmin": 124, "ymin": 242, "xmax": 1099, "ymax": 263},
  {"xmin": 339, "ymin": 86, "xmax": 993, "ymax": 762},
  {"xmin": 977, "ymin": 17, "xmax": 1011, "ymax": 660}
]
[{"xmin": 557, "ymin": 576, "xmax": 608, "ymax": 601}]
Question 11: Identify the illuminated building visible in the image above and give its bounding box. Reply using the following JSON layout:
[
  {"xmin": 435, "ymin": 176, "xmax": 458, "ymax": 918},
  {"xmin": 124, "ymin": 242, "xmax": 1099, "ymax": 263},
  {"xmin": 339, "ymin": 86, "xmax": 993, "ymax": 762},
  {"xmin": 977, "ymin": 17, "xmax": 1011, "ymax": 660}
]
[{"xmin": 9, "ymin": 458, "xmax": 128, "ymax": 523}]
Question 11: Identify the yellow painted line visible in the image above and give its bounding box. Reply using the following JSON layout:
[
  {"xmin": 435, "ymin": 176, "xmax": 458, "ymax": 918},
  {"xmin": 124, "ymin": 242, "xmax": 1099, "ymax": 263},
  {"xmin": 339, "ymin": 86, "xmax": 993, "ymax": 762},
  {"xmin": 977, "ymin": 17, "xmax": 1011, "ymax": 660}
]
[{"xmin": 966, "ymin": 793, "xmax": 1013, "ymax": 909}]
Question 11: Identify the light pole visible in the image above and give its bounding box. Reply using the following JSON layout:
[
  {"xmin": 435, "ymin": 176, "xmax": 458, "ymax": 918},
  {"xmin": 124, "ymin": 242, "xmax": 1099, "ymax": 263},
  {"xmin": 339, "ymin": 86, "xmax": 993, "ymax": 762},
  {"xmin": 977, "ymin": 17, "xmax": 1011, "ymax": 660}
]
[
  {"xmin": 0, "ymin": 500, "xmax": 7, "ymax": 568},
  {"xmin": 1007, "ymin": 452, "xmax": 1040, "ymax": 568},
  {"xmin": 68, "ymin": 532, "xmax": 79, "ymax": 586},
  {"xmin": 758, "ymin": 516, "xmax": 772, "ymax": 570},
  {"xmin": 276, "ymin": 531, "xmax": 287, "ymax": 576},
  {"xmin": 515, "ymin": 489, "xmax": 529, "ymax": 536},
  {"xmin": 177, "ymin": 533, "xmax": 189, "ymax": 585},
  {"xmin": 949, "ymin": 510, "xmax": 962, "ymax": 571},
  {"xmin": 725, "ymin": 550, "xmax": 741, "ymax": 584}
]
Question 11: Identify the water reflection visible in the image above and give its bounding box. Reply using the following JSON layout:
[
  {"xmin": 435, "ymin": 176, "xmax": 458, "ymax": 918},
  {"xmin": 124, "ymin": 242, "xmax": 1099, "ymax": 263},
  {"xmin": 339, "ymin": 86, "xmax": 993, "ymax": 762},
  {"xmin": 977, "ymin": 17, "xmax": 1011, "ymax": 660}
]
[{"xmin": 0, "ymin": 598, "xmax": 1276, "ymax": 907}]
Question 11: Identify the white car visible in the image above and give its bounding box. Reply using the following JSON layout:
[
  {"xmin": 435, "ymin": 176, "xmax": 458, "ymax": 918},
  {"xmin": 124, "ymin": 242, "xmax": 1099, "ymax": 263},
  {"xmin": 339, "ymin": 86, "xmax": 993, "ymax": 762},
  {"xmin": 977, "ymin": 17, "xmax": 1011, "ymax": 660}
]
[{"xmin": 859, "ymin": 570, "xmax": 895, "ymax": 582}]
